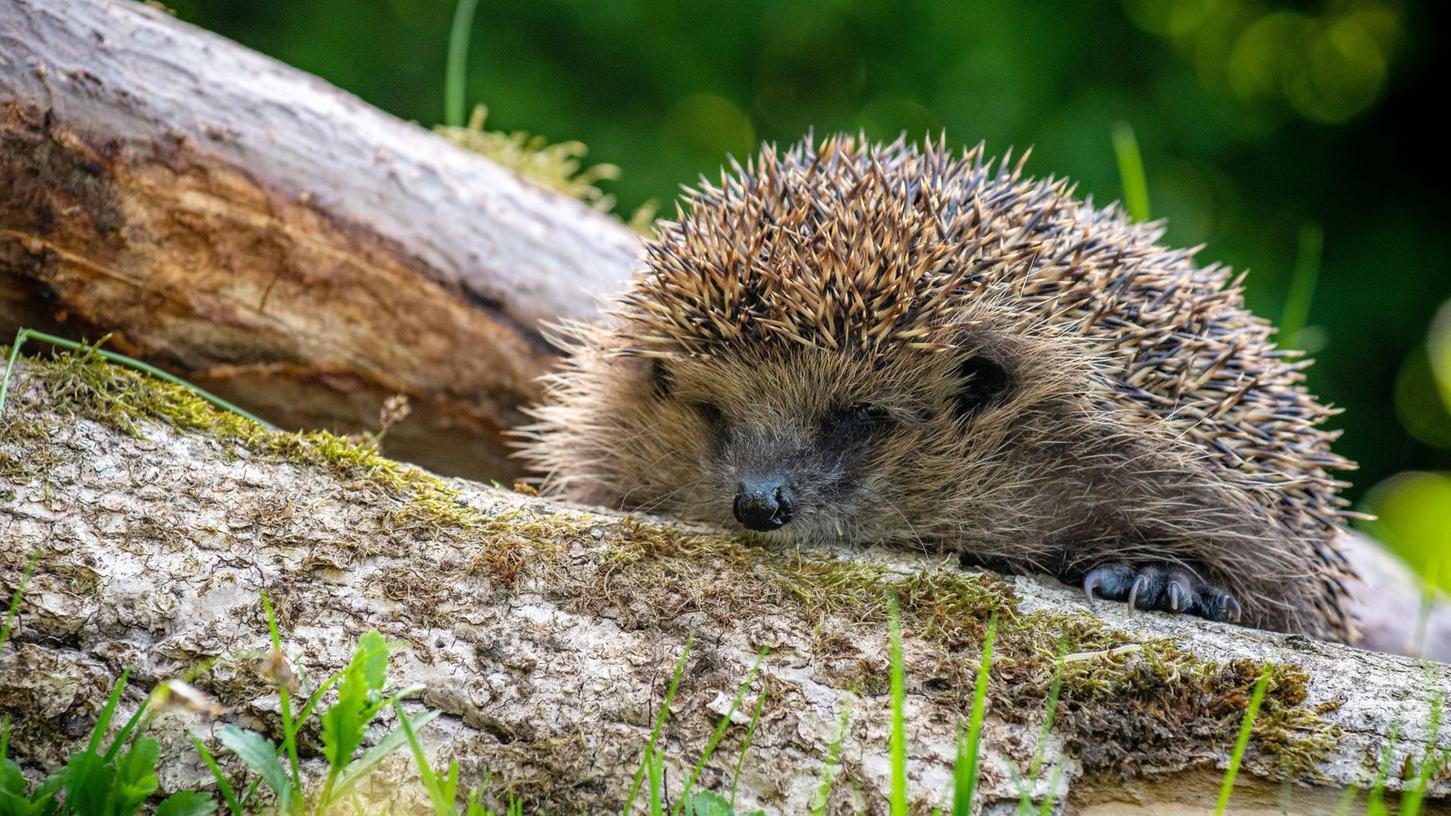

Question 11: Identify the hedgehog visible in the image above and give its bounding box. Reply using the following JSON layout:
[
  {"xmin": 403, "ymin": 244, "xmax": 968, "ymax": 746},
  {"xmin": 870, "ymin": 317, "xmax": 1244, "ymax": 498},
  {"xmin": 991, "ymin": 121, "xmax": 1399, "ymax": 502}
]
[{"xmin": 517, "ymin": 135, "xmax": 1358, "ymax": 642}]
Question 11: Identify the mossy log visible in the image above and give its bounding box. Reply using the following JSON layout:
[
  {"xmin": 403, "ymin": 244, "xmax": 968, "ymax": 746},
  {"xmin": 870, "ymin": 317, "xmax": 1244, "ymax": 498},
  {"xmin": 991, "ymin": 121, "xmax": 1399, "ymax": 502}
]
[
  {"xmin": 2, "ymin": 358, "xmax": 1447, "ymax": 815},
  {"xmin": 0, "ymin": 0, "xmax": 641, "ymax": 483},
  {"xmin": 2, "ymin": 0, "xmax": 1447, "ymax": 670}
]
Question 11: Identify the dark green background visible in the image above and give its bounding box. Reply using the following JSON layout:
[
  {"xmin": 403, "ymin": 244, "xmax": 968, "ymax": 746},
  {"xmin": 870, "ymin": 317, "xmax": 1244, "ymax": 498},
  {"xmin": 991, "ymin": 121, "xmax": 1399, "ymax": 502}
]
[{"xmin": 171, "ymin": 0, "xmax": 1450, "ymax": 571}]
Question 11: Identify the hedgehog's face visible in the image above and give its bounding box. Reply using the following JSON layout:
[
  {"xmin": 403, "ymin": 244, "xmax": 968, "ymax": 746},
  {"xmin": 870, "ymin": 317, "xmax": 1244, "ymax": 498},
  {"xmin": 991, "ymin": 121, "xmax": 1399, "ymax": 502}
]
[{"xmin": 620, "ymin": 342, "xmax": 1024, "ymax": 547}]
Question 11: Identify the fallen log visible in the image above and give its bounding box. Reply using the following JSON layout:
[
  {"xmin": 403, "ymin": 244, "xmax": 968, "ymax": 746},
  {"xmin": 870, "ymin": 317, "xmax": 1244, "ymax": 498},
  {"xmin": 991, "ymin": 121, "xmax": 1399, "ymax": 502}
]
[
  {"xmin": 0, "ymin": 0, "xmax": 642, "ymax": 482},
  {"xmin": 1, "ymin": 0, "xmax": 1446, "ymax": 670},
  {"xmin": 2, "ymin": 355, "xmax": 1446, "ymax": 814}
]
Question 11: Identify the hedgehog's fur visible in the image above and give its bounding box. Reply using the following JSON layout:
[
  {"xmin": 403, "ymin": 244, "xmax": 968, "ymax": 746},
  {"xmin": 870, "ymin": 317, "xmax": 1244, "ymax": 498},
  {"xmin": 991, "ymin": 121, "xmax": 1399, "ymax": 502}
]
[{"xmin": 518, "ymin": 135, "xmax": 1357, "ymax": 642}]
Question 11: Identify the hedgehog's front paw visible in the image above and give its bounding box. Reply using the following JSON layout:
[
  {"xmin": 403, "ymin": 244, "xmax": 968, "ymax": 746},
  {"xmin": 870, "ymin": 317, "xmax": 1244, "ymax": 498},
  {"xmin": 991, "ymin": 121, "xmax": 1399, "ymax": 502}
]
[{"xmin": 1082, "ymin": 562, "xmax": 1242, "ymax": 623}]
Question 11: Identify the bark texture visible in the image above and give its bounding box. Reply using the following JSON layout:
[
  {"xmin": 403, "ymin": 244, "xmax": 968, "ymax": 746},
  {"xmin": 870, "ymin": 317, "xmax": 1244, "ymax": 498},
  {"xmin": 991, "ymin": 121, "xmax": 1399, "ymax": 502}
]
[
  {"xmin": 0, "ymin": 0, "xmax": 641, "ymax": 482},
  {"xmin": 2, "ymin": 358, "xmax": 1447, "ymax": 815}
]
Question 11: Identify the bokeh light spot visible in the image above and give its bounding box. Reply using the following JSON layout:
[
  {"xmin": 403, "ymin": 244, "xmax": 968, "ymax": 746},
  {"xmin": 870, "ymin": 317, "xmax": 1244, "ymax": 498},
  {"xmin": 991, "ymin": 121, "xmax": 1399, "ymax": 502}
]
[
  {"xmin": 1395, "ymin": 344, "xmax": 1451, "ymax": 450},
  {"xmin": 1360, "ymin": 472, "xmax": 1451, "ymax": 594},
  {"xmin": 1428, "ymin": 299, "xmax": 1451, "ymax": 415},
  {"xmin": 659, "ymin": 94, "xmax": 757, "ymax": 163},
  {"xmin": 1290, "ymin": 16, "xmax": 1386, "ymax": 123},
  {"xmin": 1122, "ymin": 0, "xmax": 1222, "ymax": 37},
  {"xmin": 1228, "ymin": 12, "xmax": 1312, "ymax": 104}
]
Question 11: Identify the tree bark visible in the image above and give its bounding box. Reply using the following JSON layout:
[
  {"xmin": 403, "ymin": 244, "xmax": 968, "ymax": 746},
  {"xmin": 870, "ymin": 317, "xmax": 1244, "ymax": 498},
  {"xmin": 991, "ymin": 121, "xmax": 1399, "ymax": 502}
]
[
  {"xmin": 0, "ymin": 0, "xmax": 642, "ymax": 483},
  {"xmin": 2, "ymin": 359, "xmax": 1446, "ymax": 815}
]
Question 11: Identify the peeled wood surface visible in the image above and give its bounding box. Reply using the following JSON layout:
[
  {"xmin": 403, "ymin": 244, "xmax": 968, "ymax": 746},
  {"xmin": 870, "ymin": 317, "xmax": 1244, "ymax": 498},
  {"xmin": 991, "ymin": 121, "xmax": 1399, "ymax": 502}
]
[
  {"xmin": 0, "ymin": 0, "xmax": 642, "ymax": 481},
  {"xmin": 1, "ymin": 360, "xmax": 1447, "ymax": 815}
]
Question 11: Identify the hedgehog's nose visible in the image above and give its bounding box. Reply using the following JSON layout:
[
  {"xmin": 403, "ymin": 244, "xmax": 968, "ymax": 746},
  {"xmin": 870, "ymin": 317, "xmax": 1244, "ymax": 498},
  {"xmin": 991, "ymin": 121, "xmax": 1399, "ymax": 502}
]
[{"xmin": 733, "ymin": 477, "xmax": 795, "ymax": 531}]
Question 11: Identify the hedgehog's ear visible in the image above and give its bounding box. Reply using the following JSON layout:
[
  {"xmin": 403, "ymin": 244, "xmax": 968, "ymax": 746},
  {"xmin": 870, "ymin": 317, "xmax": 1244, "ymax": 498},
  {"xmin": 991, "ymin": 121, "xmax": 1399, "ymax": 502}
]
[{"xmin": 953, "ymin": 355, "xmax": 1012, "ymax": 420}]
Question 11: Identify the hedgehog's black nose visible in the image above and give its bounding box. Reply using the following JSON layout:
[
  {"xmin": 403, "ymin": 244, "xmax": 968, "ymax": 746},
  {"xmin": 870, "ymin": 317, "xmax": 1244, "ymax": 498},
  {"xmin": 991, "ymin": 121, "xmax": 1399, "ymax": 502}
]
[{"xmin": 733, "ymin": 477, "xmax": 795, "ymax": 531}]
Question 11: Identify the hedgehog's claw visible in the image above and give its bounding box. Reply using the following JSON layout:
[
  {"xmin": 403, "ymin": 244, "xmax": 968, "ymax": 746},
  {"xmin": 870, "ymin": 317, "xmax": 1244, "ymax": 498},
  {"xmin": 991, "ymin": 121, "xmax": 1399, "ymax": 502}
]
[
  {"xmin": 1127, "ymin": 565, "xmax": 1168, "ymax": 612},
  {"xmin": 1128, "ymin": 573, "xmax": 1149, "ymax": 611},
  {"xmin": 1083, "ymin": 563, "xmax": 1134, "ymax": 605},
  {"xmin": 1167, "ymin": 580, "xmax": 1187, "ymax": 612},
  {"xmin": 1081, "ymin": 561, "xmax": 1242, "ymax": 626},
  {"xmin": 1200, "ymin": 587, "xmax": 1243, "ymax": 623},
  {"xmin": 1167, "ymin": 571, "xmax": 1195, "ymax": 612}
]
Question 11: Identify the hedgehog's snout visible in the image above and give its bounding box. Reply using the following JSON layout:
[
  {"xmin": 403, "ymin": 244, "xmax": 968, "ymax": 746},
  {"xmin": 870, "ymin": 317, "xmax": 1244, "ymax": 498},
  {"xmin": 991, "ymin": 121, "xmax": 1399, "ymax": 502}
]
[{"xmin": 733, "ymin": 475, "xmax": 796, "ymax": 531}]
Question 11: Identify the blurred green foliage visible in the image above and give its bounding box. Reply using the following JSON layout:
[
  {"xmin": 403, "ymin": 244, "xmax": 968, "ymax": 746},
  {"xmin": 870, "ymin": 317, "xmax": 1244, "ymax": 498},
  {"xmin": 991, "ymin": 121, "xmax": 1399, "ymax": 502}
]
[
  {"xmin": 172, "ymin": 0, "xmax": 1448, "ymax": 564},
  {"xmin": 1363, "ymin": 471, "xmax": 1451, "ymax": 593}
]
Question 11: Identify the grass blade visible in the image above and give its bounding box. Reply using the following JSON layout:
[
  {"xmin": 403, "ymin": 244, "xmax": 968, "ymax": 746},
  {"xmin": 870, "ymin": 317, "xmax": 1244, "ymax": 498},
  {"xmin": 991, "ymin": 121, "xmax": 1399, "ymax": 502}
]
[
  {"xmin": 1111, "ymin": 122, "xmax": 1150, "ymax": 223},
  {"xmin": 192, "ymin": 734, "xmax": 243, "ymax": 816},
  {"xmin": 622, "ymin": 636, "xmax": 693, "ymax": 816},
  {"xmin": 952, "ymin": 613, "xmax": 996, "ymax": 815},
  {"xmin": 330, "ymin": 707, "xmax": 441, "ymax": 800},
  {"xmin": 1400, "ymin": 688, "xmax": 1444, "ymax": 816},
  {"xmin": 0, "ymin": 551, "xmax": 37, "ymax": 658},
  {"xmin": 1215, "ymin": 664, "xmax": 1273, "ymax": 815},
  {"xmin": 260, "ymin": 591, "xmax": 303, "ymax": 796},
  {"xmin": 809, "ymin": 697, "xmax": 853, "ymax": 816},
  {"xmin": 1333, "ymin": 784, "xmax": 1361, "ymax": 816},
  {"xmin": 673, "ymin": 647, "xmax": 768, "ymax": 814},
  {"xmin": 1279, "ymin": 223, "xmax": 1324, "ymax": 348},
  {"xmin": 445, "ymin": 0, "xmax": 482, "ymax": 127},
  {"xmin": 293, "ymin": 670, "xmax": 345, "ymax": 729},
  {"xmin": 1035, "ymin": 765, "xmax": 1065, "ymax": 816},
  {"xmin": 392, "ymin": 701, "xmax": 452, "ymax": 814},
  {"xmin": 1366, "ymin": 713, "xmax": 1402, "ymax": 816},
  {"xmin": 888, "ymin": 589, "xmax": 908, "ymax": 816},
  {"xmin": 0, "ymin": 329, "xmax": 274, "ymax": 428},
  {"xmin": 647, "ymin": 746, "xmax": 665, "ymax": 816},
  {"xmin": 103, "ymin": 696, "xmax": 154, "ymax": 763},
  {"xmin": 729, "ymin": 679, "xmax": 767, "ymax": 808},
  {"xmin": 86, "ymin": 668, "xmax": 132, "ymax": 756},
  {"xmin": 0, "ymin": 328, "xmax": 31, "ymax": 420},
  {"xmin": 1017, "ymin": 637, "xmax": 1066, "ymax": 814}
]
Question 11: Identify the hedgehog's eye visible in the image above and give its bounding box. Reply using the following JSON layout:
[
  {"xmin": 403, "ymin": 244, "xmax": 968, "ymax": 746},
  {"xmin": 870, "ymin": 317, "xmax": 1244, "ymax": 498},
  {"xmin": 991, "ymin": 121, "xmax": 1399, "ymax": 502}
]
[
  {"xmin": 649, "ymin": 359, "xmax": 673, "ymax": 401},
  {"xmin": 694, "ymin": 401, "xmax": 727, "ymax": 434},
  {"xmin": 953, "ymin": 356, "xmax": 1011, "ymax": 420},
  {"xmin": 823, "ymin": 403, "xmax": 894, "ymax": 442}
]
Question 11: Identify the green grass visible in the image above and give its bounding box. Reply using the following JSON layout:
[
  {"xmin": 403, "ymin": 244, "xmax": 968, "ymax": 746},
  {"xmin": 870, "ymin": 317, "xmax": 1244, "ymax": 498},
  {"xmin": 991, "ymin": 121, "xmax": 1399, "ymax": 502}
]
[
  {"xmin": 1279, "ymin": 222, "xmax": 1324, "ymax": 348},
  {"xmin": 396, "ymin": 698, "xmax": 462, "ymax": 816},
  {"xmin": 0, "ymin": 329, "xmax": 274, "ymax": 429},
  {"xmin": 1111, "ymin": 122, "xmax": 1151, "ymax": 223},
  {"xmin": 444, "ymin": 0, "xmax": 481, "ymax": 128},
  {"xmin": 887, "ymin": 590, "xmax": 909, "ymax": 816},
  {"xmin": 0, "ymin": 551, "xmax": 36, "ymax": 659},
  {"xmin": 728, "ymin": 680, "xmax": 767, "ymax": 809},
  {"xmin": 673, "ymin": 648, "xmax": 768, "ymax": 815},
  {"xmin": 1215, "ymin": 663, "xmax": 1273, "ymax": 815},
  {"xmin": 808, "ymin": 696, "xmax": 852, "ymax": 816},
  {"xmin": 1, "ymin": 670, "xmax": 218, "ymax": 816},
  {"xmin": 952, "ymin": 613, "xmax": 996, "ymax": 815},
  {"xmin": 198, "ymin": 593, "xmax": 436, "ymax": 816},
  {"xmin": 1400, "ymin": 687, "xmax": 1444, "ymax": 816},
  {"xmin": 1015, "ymin": 637, "xmax": 1066, "ymax": 815},
  {"xmin": 621, "ymin": 637, "xmax": 693, "ymax": 815},
  {"xmin": 1364, "ymin": 714, "xmax": 1402, "ymax": 816},
  {"xmin": 886, "ymin": 590, "xmax": 1001, "ymax": 816}
]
